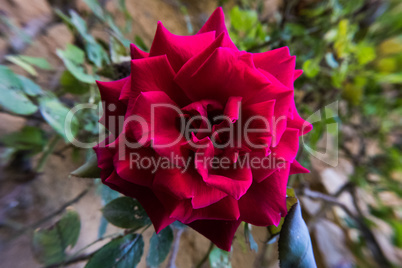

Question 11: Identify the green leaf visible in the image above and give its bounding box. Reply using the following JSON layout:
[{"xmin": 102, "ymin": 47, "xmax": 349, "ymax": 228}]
[
  {"xmin": 134, "ymin": 35, "xmax": 148, "ymax": 52},
  {"xmin": 17, "ymin": 75, "xmax": 43, "ymax": 96},
  {"xmin": 0, "ymin": 64, "xmax": 22, "ymax": 89},
  {"xmin": 56, "ymin": 44, "xmax": 95, "ymax": 84},
  {"xmin": 0, "ymin": 86, "xmax": 38, "ymax": 115},
  {"xmin": 18, "ymin": 56, "xmax": 52, "ymax": 70},
  {"xmin": 0, "ymin": 66, "xmax": 38, "ymax": 115},
  {"xmin": 355, "ymin": 43, "xmax": 376, "ymax": 65},
  {"xmin": 5, "ymin": 55, "xmax": 37, "ymax": 76},
  {"xmin": 32, "ymin": 208, "xmax": 81, "ymax": 265},
  {"xmin": 60, "ymin": 70, "xmax": 90, "ymax": 95},
  {"xmin": 391, "ymin": 220, "xmax": 402, "ymax": 248},
  {"xmin": 85, "ymin": 234, "xmax": 144, "ymax": 268},
  {"xmin": 1, "ymin": 126, "xmax": 45, "ymax": 153},
  {"xmin": 278, "ymin": 202, "xmax": 317, "ymax": 268},
  {"xmin": 54, "ymin": 9, "xmax": 73, "ymax": 26},
  {"xmin": 209, "ymin": 246, "xmax": 232, "ymax": 268},
  {"xmin": 146, "ymin": 226, "xmax": 173, "ymax": 267},
  {"xmin": 302, "ymin": 59, "xmax": 320, "ymax": 78},
  {"xmin": 70, "ymin": 153, "xmax": 101, "ymax": 179},
  {"xmin": 69, "ymin": 10, "xmax": 95, "ymax": 43},
  {"xmin": 105, "ymin": 15, "xmax": 130, "ymax": 47},
  {"xmin": 86, "ymin": 42, "xmax": 110, "ymax": 68},
  {"xmin": 230, "ymin": 6, "xmax": 258, "ymax": 32},
  {"xmin": 102, "ymin": 197, "xmax": 151, "ymax": 229},
  {"xmin": 268, "ymin": 188, "xmax": 298, "ymax": 243},
  {"xmin": 82, "ymin": 0, "xmax": 105, "ymax": 20},
  {"xmin": 111, "ymin": 36, "xmax": 129, "ymax": 63},
  {"xmin": 39, "ymin": 96, "xmax": 78, "ymax": 141}
]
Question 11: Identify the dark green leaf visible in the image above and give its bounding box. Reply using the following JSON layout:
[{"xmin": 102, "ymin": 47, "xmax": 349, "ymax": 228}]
[
  {"xmin": 32, "ymin": 208, "xmax": 80, "ymax": 265},
  {"xmin": 268, "ymin": 188, "xmax": 298, "ymax": 242},
  {"xmin": 102, "ymin": 197, "xmax": 151, "ymax": 229},
  {"xmin": 1, "ymin": 126, "xmax": 45, "ymax": 153},
  {"xmin": 60, "ymin": 70, "xmax": 90, "ymax": 95},
  {"xmin": 70, "ymin": 154, "xmax": 101, "ymax": 179},
  {"xmin": 85, "ymin": 234, "xmax": 144, "ymax": 268},
  {"xmin": 146, "ymin": 226, "xmax": 173, "ymax": 267},
  {"xmin": 278, "ymin": 202, "xmax": 317, "ymax": 268},
  {"xmin": 134, "ymin": 35, "xmax": 148, "ymax": 52}
]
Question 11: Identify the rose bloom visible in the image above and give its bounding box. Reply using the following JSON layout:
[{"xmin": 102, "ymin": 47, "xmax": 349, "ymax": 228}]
[{"xmin": 94, "ymin": 7, "xmax": 312, "ymax": 251}]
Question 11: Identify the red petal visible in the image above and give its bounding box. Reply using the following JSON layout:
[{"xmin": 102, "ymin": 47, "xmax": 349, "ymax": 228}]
[
  {"xmin": 93, "ymin": 136, "xmax": 115, "ymax": 179},
  {"xmin": 287, "ymin": 101, "xmax": 313, "ymax": 136},
  {"xmin": 239, "ymin": 163, "xmax": 289, "ymax": 226},
  {"xmin": 130, "ymin": 43, "xmax": 149, "ymax": 59},
  {"xmin": 175, "ymin": 32, "xmax": 237, "ymax": 96},
  {"xmin": 198, "ymin": 7, "xmax": 228, "ymax": 37},
  {"xmin": 121, "ymin": 55, "xmax": 189, "ymax": 106},
  {"xmin": 197, "ymin": 7, "xmax": 237, "ymax": 49},
  {"xmin": 245, "ymin": 69, "xmax": 294, "ymax": 146},
  {"xmin": 188, "ymin": 219, "xmax": 241, "ymax": 251},
  {"xmin": 96, "ymin": 78, "xmax": 128, "ymax": 136},
  {"xmin": 153, "ymin": 167, "xmax": 227, "ymax": 208},
  {"xmin": 204, "ymin": 164, "xmax": 253, "ymax": 200},
  {"xmin": 169, "ymin": 196, "xmax": 240, "ymax": 224},
  {"xmin": 289, "ymin": 160, "xmax": 310, "ymax": 175},
  {"xmin": 293, "ymin": 69, "xmax": 303, "ymax": 81},
  {"xmin": 253, "ymin": 47, "xmax": 295, "ymax": 88},
  {"xmin": 249, "ymin": 152, "xmax": 280, "ymax": 183},
  {"xmin": 125, "ymin": 91, "xmax": 187, "ymax": 160},
  {"xmin": 113, "ymin": 137, "xmax": 156, "ymax": 188},
  {"xmin": 242, "ymin": 99, "xmax": 276, "ymax": 151},
  {"xmin": 271, "ymin": 128, "xmax": 300, "ymax": 162},
  {"xmin": 223, "ymin": 96, "xmax": 242, "ymax": 123},
  {"xmin": 149, "ymin": 22, "xmax": 215, "ymax": 72},
  {"xmin": 175, "ymin": 48, "xmax": 269, "ymax": 105},
  {"xmin": 104, "ymin": 171, "xmax": 175, "ymax": 233}
]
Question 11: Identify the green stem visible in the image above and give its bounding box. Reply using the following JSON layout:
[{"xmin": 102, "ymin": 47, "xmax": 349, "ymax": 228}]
[{"xmin": 35, "ymin": 135, "xmax": 61, "ymax": 173}]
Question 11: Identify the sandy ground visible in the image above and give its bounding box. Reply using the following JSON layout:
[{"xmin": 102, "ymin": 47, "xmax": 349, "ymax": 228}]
[{"xmin": 0, "ymin": 0, "xmax": 281, "ymax": 267}]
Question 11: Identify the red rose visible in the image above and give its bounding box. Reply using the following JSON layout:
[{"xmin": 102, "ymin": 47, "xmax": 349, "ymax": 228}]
[{"xmin": 94, "ymin": 7, "xmax": 312, "ymax": 251}]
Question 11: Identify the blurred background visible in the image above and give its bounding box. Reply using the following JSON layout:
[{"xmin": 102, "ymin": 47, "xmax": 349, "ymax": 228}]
[{"xmin": 0, "ymin": 0, "xmax": 401, "ymax": 267}]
